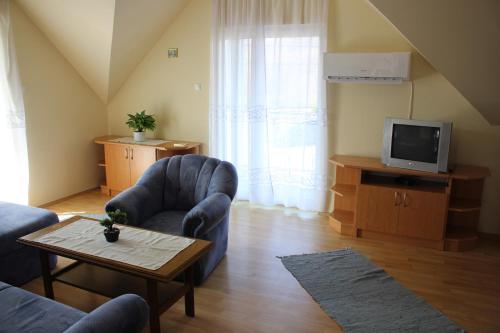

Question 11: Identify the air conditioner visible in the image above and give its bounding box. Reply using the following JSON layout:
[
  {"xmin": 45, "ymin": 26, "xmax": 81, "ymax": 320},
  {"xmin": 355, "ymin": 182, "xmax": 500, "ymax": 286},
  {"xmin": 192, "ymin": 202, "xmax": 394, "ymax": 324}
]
[{"xmin": 323, "ymin": 52, "xmax": 411, "ymax": 84}]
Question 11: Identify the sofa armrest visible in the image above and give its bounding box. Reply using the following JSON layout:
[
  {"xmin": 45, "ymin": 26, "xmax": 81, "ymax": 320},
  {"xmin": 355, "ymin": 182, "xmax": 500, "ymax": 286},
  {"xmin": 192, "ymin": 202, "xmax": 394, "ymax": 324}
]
[
  {"xmin": 182, "ymin": 193, "xmax": 232, "ymax": 238},
  {"xmin": 64, "ymin": 294, "xmax": 149, "ymax": 333}
]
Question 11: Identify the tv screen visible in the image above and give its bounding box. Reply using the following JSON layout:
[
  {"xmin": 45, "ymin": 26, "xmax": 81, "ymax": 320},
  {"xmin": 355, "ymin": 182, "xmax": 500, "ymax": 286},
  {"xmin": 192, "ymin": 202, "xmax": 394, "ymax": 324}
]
[{"xmin": 390, "ymin": 124, "xmax": 440, "ymax": 164}]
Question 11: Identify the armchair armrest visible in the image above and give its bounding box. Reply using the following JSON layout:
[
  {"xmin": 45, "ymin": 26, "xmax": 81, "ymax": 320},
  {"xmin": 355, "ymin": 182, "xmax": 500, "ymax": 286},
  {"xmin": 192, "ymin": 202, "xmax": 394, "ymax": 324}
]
[
  {"xmin": 105, "ymin": 159, "xmax": 166, "ymax": 226},
  {"xmin": 64, "ymin": 294, "xmax": 149, "ymax": 333},
  {"xmin": 182, "ymin": 193, "xmax": 232, "ymax": 238},
  {"xmin": 105, "ymin": 185, "xmax": 162, "ymax": 226}
]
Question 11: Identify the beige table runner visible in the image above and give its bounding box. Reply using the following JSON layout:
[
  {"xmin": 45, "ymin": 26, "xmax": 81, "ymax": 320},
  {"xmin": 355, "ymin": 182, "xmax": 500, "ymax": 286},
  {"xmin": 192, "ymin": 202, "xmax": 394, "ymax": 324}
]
[{"xmin": 34, "ymin": 219, "xmax": 194, "ymax": 270}]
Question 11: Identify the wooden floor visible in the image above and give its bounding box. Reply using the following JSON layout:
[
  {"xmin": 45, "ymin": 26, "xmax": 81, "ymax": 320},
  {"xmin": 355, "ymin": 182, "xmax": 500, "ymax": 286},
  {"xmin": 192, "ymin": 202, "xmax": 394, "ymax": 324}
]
[{"xmin": 24, "ymin": 189, "xmax": 500, "ymax": 333}]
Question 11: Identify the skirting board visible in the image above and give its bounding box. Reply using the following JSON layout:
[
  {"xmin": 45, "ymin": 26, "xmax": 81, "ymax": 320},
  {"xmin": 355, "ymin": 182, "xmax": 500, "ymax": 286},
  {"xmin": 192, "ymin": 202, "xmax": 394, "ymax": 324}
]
[{"xmin": 38, "ymin": 187, "xmax": 100, "ymax": 208}]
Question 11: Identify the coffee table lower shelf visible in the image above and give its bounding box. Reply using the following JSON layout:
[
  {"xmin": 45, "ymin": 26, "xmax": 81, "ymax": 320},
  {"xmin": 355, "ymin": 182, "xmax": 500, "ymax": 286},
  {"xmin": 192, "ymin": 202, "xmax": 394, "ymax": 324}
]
[{"xmin": 53, "ymin": 262, "xmax": 187, "ymax": 314}]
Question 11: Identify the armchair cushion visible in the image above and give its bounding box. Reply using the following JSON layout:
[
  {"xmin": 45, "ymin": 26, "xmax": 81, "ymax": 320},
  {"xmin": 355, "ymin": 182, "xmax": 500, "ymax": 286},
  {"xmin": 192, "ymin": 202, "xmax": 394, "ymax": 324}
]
[{"xmin": 141, "ymin": 210, "xmax": 187, "ymax": 235}]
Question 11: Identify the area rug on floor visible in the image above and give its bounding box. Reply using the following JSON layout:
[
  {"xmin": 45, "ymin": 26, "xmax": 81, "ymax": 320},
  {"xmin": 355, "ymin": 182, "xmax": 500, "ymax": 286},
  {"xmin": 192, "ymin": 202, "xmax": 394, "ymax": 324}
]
[{"xmin": 280, "ymin": 248, "xmax": 464, "ymax": 333}]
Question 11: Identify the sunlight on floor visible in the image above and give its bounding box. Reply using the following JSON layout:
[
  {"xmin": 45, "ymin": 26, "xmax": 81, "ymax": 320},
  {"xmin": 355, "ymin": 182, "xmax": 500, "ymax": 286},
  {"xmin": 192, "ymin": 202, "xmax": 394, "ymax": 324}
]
[
  {"xmin": 233, "ymin": 200, "xmax": 322, "ymax": 220},
  {"xmin": 57, "ymin": 211, "xmax": 87, "ymax": 221}
]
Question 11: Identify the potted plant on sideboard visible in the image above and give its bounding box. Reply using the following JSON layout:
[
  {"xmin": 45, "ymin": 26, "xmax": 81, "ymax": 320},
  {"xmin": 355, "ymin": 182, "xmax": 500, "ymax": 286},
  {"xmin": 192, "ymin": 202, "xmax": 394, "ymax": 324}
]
[
  {"xmin": 126, "ymin": 110, "xmax": 156, "ymax": 142},
  {"xmin": 100, "ymin": 209, "xmax": 128, "ymax": 242}
]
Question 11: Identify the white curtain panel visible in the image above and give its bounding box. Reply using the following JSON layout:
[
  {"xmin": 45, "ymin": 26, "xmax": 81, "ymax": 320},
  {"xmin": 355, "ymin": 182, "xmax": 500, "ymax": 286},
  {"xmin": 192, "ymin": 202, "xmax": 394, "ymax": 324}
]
[
  {"xmin": 0, "ymin": 0, "xmax": 29, "ymax": 204},
  {"xmin": 209, "ymin": 0, "xmax": 329, "ymax": 211}
]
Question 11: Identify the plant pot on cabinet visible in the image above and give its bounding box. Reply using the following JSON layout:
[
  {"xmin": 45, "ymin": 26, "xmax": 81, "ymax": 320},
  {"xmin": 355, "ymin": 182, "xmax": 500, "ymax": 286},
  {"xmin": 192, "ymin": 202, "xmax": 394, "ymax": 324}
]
[
  {"xmin": 133, "ymin": 131, "xmax": 146, "ymax": 142},
  {"xmin": 104, "ymin": 228, "xmax": 120, "ymax": 242}
]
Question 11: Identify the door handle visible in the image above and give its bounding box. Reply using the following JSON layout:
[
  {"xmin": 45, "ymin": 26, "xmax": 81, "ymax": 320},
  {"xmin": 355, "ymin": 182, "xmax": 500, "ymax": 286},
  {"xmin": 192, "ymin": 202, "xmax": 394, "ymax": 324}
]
[
  {"xmin": 403, "ymin": 192, "xmax": 409, "ymax": 207},
  {"xmin": 131, "ymin": 148, "xmax": 134, "ymax": 160},
  {"xmin": 125, "ymin": 147, "xmax": 129, "ymax": 159},
  {"xmin": 394, "ymin": 192, "xmax": 402, "ymax": 206}
]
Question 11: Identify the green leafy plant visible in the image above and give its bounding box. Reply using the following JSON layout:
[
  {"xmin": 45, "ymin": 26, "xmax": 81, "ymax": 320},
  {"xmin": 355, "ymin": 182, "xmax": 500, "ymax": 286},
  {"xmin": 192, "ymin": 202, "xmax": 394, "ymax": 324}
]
[
  {"xmin": 100, "ymin": 209, "xmax": 128, "ymax": 231},
  {"xmin": 126, "ymin": 110, "xmax": 156, "ymax": 132}
]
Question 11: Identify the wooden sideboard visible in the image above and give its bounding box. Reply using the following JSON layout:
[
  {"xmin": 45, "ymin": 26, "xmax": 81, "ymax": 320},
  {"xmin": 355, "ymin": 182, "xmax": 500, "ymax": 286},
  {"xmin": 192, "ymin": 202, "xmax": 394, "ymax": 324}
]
[
  {"xmin": 329, "ymin": 155, "xmax": 490, "ymax": 251},
  {"xmin": 95, "ymin": 136, "xmax": 201, "ymax": 195}
]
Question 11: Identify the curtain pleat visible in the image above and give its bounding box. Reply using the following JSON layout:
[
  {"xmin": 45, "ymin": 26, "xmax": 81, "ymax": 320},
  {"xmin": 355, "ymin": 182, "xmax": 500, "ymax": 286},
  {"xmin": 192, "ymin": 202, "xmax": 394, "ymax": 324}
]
[
  {"xmin": 209, "ymin": 0, "xmax": 328, "ymax": 211},
  {"xmin": 0, "ymin": 0, "xmax": 29, "ymax": 204}
]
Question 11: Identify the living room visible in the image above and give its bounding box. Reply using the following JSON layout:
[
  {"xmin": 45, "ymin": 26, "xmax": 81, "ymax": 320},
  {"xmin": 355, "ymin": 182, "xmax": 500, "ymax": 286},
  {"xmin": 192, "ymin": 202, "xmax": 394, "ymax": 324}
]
[{"xmin": 1, "ymin": 0, "xmax": 499, "ymax": 332}]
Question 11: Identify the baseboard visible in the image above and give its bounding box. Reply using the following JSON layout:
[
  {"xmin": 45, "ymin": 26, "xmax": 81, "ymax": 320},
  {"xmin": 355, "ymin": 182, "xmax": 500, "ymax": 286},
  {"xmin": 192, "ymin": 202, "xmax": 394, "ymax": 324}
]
[
  {"xmin": 479, "ymin": 232, "xmax": 500, "ymax": 241},
  {"xmin": 38, "ymin": 187, "xmax": 99, "ymax": 208}
]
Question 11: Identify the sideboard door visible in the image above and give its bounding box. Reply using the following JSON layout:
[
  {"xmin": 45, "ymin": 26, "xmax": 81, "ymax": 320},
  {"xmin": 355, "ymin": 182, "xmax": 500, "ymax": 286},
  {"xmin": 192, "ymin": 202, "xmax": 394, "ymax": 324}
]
[
  {"xmin": 105, "ymin": 144, "xmax": 131, "ymax": 192},
  {"xmin": 356, "ymin": 184, "xmax": 400, "ymax": 234},
  {"xmin": 129, "ymin": 146, "xmax": 157, "ymax": 186},
  {"xmin": 397, "ymin": 189, "xmax": 447, "ymax": 240}
]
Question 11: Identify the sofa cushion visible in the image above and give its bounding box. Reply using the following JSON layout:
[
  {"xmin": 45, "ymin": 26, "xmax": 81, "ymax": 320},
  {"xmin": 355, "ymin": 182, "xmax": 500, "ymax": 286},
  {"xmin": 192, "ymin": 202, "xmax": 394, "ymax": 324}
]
[
  {"xmin": 0, "ymin": 283, "xmax": 85, "ymax": 333},
  {"xmin": 141, "ymin": 210, "xmax": 187, "ymax": 236},
  {"xmin": 0, "ymin": 280, "xmax": 10, "ymax": 291},
  {"xmin": 0, "ymin": 202, "xmax": 59, "ymax": 255}
]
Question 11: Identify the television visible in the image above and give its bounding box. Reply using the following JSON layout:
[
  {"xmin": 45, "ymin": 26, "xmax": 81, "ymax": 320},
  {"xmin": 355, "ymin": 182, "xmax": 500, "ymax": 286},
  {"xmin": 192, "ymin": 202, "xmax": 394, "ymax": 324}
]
[{"xmin": 381, "ymin": 118, "xmax": 452, "ymax": 173}]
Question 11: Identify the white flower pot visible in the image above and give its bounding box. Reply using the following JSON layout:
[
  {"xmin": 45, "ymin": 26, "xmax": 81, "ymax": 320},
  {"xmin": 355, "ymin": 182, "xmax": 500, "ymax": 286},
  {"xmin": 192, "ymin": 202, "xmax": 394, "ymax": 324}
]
[{"xmin": 133, "ymin": 131, "xmax": 146, "ymax": 142}]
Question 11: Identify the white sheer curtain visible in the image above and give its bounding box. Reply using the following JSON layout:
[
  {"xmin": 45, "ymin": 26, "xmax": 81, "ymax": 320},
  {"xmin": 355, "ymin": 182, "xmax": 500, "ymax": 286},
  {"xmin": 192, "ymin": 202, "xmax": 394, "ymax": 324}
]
[
  {"xmin": 0, "ymin": 0, "xmax": 29, "ymax": 204},
  {"xmin": 210, "ymin": 0, "xmax": 329, "ymax": 211}
]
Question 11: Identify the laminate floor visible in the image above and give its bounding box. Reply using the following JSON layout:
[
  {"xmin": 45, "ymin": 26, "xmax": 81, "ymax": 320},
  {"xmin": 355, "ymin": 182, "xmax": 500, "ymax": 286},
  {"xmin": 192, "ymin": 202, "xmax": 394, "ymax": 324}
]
[{"xmin": 22, "ymin": 189, "xmax": 500, "ymax": 333}]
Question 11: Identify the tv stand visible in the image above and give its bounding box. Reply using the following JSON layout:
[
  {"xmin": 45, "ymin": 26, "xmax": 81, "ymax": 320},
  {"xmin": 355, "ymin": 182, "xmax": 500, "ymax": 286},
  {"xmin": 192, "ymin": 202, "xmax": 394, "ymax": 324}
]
[{"xmin": 329, "ymin": 155, "xmax": 490, "ymax": 251}]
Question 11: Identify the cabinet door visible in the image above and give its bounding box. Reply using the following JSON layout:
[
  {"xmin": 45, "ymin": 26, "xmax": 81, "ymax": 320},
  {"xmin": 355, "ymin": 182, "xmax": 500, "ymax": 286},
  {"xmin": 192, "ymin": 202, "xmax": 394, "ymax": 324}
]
[
  {"xmin": 397, "ymin": 189, "xmax": 447, "ymax": 240},
  {"xmin": 129, "ymin": 146, "xmax": 157, "ymax": 185},
  {"xmin": 356, "ymin": 184, "xmax": 400, "ymax": 234},
  {"xmin": 105, "ymin": 144, "xmax": 131, "ymax": 192}
]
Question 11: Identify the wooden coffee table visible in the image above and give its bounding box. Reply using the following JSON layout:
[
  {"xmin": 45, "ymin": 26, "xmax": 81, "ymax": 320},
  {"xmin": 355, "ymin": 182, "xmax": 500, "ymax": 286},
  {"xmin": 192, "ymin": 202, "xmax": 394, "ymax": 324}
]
[{"xmin": 18, "ymin": 216, "xmax": 212, "ymax": 333}]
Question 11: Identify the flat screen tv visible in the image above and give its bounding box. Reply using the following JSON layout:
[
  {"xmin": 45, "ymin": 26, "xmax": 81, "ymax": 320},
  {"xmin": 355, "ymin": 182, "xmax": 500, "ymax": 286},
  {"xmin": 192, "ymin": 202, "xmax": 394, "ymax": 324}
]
[{"xmin": 381, "ymin": 118, "xmax": 452, "ymax": 173}]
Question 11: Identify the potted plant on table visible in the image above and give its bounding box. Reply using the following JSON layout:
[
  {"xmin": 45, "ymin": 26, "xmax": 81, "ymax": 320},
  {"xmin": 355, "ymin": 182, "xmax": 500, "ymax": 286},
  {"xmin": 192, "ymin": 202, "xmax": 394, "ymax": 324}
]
[
  {"xmin": 126, "ymin": 110, "xmax": 156, "ymax": 142},
  {"xmin": 100, "ymin": 209, "xmax": 128, "ymax": 242}
]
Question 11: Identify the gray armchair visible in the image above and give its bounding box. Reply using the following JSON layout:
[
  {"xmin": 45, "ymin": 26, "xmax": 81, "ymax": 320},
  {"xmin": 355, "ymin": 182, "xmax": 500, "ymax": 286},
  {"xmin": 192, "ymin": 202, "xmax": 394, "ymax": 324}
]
[{"xmin": 105, "ymin": 154, "xmax": 238, "ymax": 285}]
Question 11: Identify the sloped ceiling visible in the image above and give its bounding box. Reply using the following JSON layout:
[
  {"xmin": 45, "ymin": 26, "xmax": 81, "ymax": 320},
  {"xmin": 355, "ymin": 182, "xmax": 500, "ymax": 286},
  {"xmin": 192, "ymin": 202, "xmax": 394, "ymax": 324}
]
[
  {"xmin": 368, "ymin": 0, "xmax": 500, "ymax": 125},
  {"xmin": 16, "ymin": 0, "xmax": 189, "ymax": 103}
]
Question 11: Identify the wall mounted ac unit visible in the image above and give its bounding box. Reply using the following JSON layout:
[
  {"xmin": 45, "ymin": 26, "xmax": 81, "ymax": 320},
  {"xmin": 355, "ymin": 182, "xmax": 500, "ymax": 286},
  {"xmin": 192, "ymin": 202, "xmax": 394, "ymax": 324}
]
[{"xmin": 323, "ymin": 52, "xmax": 411, "ymax": 84}]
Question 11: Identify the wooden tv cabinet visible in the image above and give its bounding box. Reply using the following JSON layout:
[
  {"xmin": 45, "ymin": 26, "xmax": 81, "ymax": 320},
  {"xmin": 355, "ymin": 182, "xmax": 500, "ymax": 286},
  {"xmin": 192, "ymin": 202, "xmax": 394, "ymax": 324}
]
[{"xmin": 329, "ymin": 155, "xmax": 490, "ymax": 251}]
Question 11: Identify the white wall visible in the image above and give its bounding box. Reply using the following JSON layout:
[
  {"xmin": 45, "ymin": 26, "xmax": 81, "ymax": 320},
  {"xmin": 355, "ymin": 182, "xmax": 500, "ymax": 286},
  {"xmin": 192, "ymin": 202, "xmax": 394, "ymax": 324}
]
[{"xmin": 12, "ymin": 3, "xmax": 108, "ymax": 206}]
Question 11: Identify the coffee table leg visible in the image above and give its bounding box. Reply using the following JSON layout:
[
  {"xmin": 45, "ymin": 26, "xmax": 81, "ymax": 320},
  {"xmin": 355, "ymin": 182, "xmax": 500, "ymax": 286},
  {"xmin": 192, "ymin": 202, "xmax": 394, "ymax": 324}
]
[
  {"xmin": 146, "ymin": 279, "xmax": 161, "ymax": 333},
  {"xmin": 185, "ymin": 265, "xmax": 195, "ymax": 317},
  {"xmin": 39, "ymin": 250, "xmax": 54, "ymax": 299}
]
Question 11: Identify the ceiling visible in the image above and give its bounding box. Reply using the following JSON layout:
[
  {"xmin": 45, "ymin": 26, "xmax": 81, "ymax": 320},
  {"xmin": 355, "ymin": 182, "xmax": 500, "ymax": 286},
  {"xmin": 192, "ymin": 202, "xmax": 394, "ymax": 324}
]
[
  {"xmin": 16, "ymin": 0, "xmax": 189, "ymax": 103},
  {"xmin": 369, "ymin": 0, "xmax": 500, "ymax": 125}
]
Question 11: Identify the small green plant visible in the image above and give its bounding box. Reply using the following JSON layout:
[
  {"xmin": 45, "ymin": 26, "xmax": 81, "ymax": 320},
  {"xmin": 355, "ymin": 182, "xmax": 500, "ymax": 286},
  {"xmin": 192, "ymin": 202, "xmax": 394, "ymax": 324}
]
[
  {"xmin": 126, "ymin": 110, "xmax": 156, "ymax": 132},
  {"xmin": 100, "ymin": 209, "xmax": 128, "ymax": 231}
]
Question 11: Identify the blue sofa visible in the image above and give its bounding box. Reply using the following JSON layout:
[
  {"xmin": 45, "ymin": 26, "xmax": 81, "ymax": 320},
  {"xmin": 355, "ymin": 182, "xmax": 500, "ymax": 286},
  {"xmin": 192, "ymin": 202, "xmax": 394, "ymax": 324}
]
[
  {"xmin": 0, "ymin": 202, "xmax": 58, "ymax": 286},
  {"xmin": 0, "ymin": 281, "xmax": 149, "ymax": 333},
  {"xmin": 106, "ymin": 154, "xmax": 238, "ymax": 285}
]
